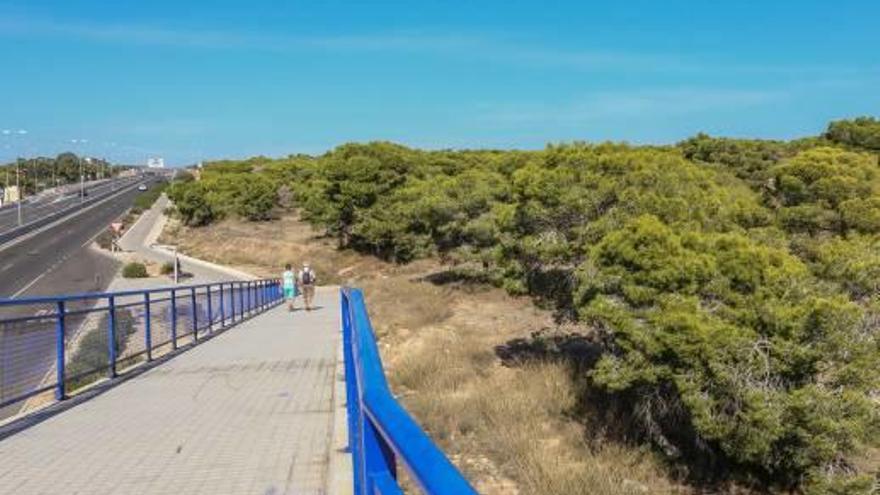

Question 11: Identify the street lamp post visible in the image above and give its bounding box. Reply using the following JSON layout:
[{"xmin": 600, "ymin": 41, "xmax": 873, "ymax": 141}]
[
  {"xmin": 16, "ymin": 158, "xmax": 22, "ymax": 226},
  {"xmin": 71, "ymin": 139, "xmax": 87, "ymax": 204}
]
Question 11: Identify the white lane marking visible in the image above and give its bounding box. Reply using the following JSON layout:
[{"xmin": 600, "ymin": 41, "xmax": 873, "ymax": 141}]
[
  {"xmin": 11, "ymin": 270, "xmax": 50, "ymax": 298},
  {"xmin": 8, "ymin": 188, "xmax": 143, "ymax": 298},
  {"xmin": 0, "ymin": 179, "xmax": 144, "ymax": 253}
]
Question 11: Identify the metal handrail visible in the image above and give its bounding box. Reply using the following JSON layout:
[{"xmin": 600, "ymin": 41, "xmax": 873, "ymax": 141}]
[
  {"xmin": 341, "ymin": 288, "xmax": 478, "ymax": 495},
  {"xmin": 0, "ymin": 279, "xmax": 282, "ymax": 412}
]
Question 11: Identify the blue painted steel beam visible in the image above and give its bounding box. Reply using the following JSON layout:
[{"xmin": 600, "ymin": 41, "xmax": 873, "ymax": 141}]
[{"xmin": 341, "ymin": 288, "xmax": 478, "ymax": 495}]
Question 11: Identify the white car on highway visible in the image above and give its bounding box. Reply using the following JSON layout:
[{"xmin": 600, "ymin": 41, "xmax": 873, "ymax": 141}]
[{"xmin": 137, "ymin": 184, "xmax": 148, "ymax": 192}]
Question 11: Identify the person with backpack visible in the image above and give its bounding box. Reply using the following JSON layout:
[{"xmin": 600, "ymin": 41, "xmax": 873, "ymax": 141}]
[
  {"xmin": 282, "ymin": 263, "xmax": 298, "ymax": 312},
  {"xmin": 299, "ymin": 262, "xmax": 317, "ymax": 311}
]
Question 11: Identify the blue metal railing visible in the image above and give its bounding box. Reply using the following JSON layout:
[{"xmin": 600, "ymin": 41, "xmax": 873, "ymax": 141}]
[
  {"xmin": 0, "ymin": 279, "xmax": 282, "ymax": 416},
  {"xmin": 341, "ymin": 288, "xmax": 478, "ymax": 495}
]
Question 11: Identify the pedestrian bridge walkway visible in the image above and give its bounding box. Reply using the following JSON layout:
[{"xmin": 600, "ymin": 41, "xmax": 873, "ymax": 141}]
[{"xmin": 0, "ymin": 282, "xmax": 476, "ymax": 494}]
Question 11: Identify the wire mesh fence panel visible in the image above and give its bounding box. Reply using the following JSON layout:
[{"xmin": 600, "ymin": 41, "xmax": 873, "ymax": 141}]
[
  {"xmin": 173, "ymin": 290, "xmax": 195, "ymax": 345},
  {"xmin": 195, "ymin": 287, "xmax": 211, "ymax": 334},
  {"xmin": 64, "ymin": 297, "xmax": 112, "ymax": 394},
  {"xmin": 212, "ymin": 287, "xmax": 225, "ymax": 326},
  {"xmin": 113, "ymin": 293, "xmax": 147, "ymax": 370},
  {"xmin": 0, "ymin": 279, "xmax": 279, "ymax": 419},
  {"xmin": 231, "ymin": 284, "xmax": 243, "ymax": 321},
  {"xmin": 148, "ymin": 296, "xmax": 175, "ymax": 357},
  {"xmin": 0, "ymin": 301, "xmax": 58, "ymax": 419}
]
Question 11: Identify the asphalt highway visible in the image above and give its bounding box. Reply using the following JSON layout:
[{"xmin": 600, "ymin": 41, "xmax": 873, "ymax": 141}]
[
  {"xmin": 0, "ymin": 177, "xmax": 142, "ymax": 234},
  {"xmin": 0, "ymin": 182, "xmax": 145, "ymax": 298}
]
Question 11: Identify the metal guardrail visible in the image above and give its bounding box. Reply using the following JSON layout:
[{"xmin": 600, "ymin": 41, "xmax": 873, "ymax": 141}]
[
  {"xmin": 0, "ymin": 279, "xmax": 282, "ymax": 417},
  {"xmin": 0, "ymin": 177, "xmax": 146, "ymax": 246},
  {"xmin": 341, "ymin": 288, "xmax": 478, "ymax": 495}
]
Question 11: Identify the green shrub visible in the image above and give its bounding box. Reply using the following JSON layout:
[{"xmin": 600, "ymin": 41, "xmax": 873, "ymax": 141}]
[
  {"xmin": 825, "ymin": 116, "xmax": 880, "ymax": 151},
  {"xmin": 95, "ymin": 229, "xmax": 115, "ymax": 250},
  {"xmin": 122, "ymin": 262, "xmax": 148, "ymax": 278},
  {"xmin": 173, "ymin": 170, "xmax": 195, "ymax": 182},
  {"xmin": 159, "ymin": 261, "xmax": 174, "ymax": 275},
  {"xmin": 167, "ymin": 182, "xmax": 215, "ymax": 226},
  {"xmin": 131, "ymin": 181, "xmax": 167, "ymax": 213}
]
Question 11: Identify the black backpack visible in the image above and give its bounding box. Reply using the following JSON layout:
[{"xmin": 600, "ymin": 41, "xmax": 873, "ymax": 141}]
[{"xmin": 301, "ymin": 269, "xmax": 315, "ymax": 285}]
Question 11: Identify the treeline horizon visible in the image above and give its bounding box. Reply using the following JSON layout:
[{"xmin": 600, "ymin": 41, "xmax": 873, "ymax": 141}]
[
  {"xmin": 168, "ymin": 116, "xmax": 880, "ymax": 493},
  {"xmin": 0, "ymin": 152, "xmax": 125, "ymax": 194}
]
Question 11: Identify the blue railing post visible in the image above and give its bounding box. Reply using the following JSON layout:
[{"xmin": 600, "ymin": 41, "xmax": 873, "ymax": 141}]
[
  {"xmin": 243, "ymin": 282, "xmax": 249, "ymax": 315},
  {"xmin": 206, "ymin": 285, "xmax": 214, "ymax": 333},
  {"xmin": 108, "ymin": 295, "xmax": 117, "ymax": 378},
  {"xmin": 239, "ymin": 282, "xmax": 245, "ymax": 318},
  {"xmin": 255, "ymin": 281, "xmax": 259, "ymax": 311},
  {"xmin": 191, "ymin": 286, "xmax": 198, "ymax": 341},
  {"xmin": 218, "ymin": 284, "xmax": 225, "ymax": 327},
  {"xmin": 144, "ymin": 292, "xmax": 153, "ymax": 362},
  {"xmin": 229, "ymin": 283, "xmax": 236, "ymax": 323},
  {"xmin": 171, "ymin": 288, "xmax": 178, "ymax": 350},
  {"xmin": 55, "ymin": 300, "xmax": 66, "ymax": 401}
]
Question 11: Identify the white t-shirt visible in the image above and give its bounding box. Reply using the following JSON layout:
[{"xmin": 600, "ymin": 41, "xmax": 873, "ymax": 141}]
[
  {"xmin": 282, "ymin": 270, "xmax": 295, "ymax": 289},
  {"xmin": 299, "ymin": 268, "xmax": 316, "ymax": 286}
]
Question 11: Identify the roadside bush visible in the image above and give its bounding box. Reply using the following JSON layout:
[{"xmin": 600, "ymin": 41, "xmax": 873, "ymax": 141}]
[
  {"xmin": 173, "ymin": 170, "xmax": 195, "ymax": 182},
  {"xmin": 95, "ymin": 229, "xmax": 115, "ymax": 250},
  {"xmin": 122, "ymin": 262, "xmax": 148, "ymax": 278},
  {"xmin": 131, "ymin": 181, "xmax": 168, "ymax": 214},
  {"xmin": 168, "ymin": 182, "xmax": 215, "ymax": 226},
  {"xmin": 159, "ymin": 261, "xmax": 174, "ymax": 275}
]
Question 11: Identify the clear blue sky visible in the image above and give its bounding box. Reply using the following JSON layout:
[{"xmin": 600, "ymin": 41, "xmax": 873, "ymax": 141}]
[{"xmin": 1, "ymin": 1, "xmax": 878, "ymax": 166}]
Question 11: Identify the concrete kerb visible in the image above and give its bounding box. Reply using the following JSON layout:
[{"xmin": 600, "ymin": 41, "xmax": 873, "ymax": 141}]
[
  {"xmin": 327, "ymin": 293, "xmax": 354, "ymax": 495},
  {"xmin": 149, "ymin": 244, "xmax": 258, "ymax": 281}
]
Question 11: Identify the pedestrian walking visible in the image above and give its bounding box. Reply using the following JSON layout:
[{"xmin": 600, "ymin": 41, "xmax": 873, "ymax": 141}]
[
  {"xmin": 282, "ymin": 263, "xmax": 297, "ymax": 311},
  {"xmin": 299, "ymin": 262, "xmax": 317, "ymax": 311}
]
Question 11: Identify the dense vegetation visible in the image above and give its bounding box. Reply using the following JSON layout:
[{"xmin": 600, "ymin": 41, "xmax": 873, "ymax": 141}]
[
  {"xmin": 122, "ymin": 262, "xmax": 148, "ymax": 278},
  {"xmin": 0, "ymin": 153, "xmax": 123, "ymax": 194},
  {"xmin": 167, "ymin": 117, "xmax": 880, "ymax": 493},
  {"xmin": 130, "ymin": 181, "xmax": 169, "ymax": 214}
]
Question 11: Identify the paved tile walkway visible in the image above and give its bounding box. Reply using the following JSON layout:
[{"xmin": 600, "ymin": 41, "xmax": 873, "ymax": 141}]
[{"xmin": 0, "ymin": 289, "xmax": 347, "ymax": 495}]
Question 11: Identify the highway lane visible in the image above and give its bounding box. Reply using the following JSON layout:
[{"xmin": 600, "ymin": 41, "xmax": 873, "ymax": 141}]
[
  {"xmin": 0, "ymin": 183, "xmax": 144, "ymax": 298},
  {"xmin": 0, "ymin": 177, "xmax": 142, "ymax": 234}
]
